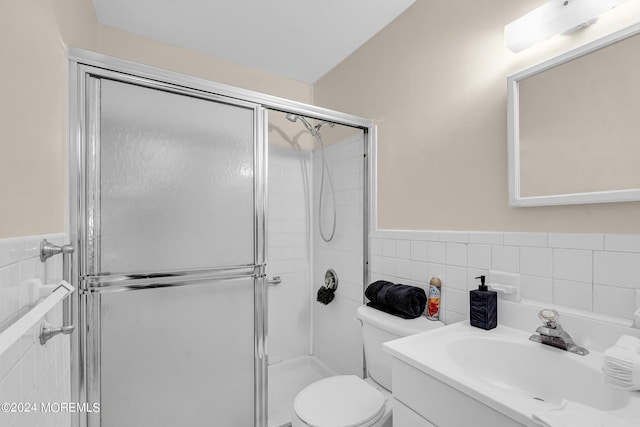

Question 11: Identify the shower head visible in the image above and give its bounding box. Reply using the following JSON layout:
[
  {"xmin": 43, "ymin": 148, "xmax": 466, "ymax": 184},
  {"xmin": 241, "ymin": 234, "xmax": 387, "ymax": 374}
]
[
  {"xmin": 286, "ymin": 113, "xmax": 314, "ymax": 132},
  {"xmin": 285, "ymin": 113, "xmax": 334, "ymax": 133},
  {"xmin": 285, "ymin": 113, "xmax": 299, "ymax": 123},
  {"xmin": 316, "ymin": 121, "xmax": 335, "ymax": 131}
]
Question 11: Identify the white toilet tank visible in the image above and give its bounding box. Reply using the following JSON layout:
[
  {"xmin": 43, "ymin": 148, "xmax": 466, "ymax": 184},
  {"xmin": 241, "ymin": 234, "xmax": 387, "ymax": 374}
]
[{"xmin": 356, "ymin": 305, "xmax": 444, "ymax": 391}]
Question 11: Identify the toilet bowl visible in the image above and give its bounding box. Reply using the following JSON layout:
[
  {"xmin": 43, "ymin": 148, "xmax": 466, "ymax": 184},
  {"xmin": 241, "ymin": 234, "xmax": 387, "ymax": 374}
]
[
  {"xmin": 292, "ymin": 375, "xmax": 391, "ymax": 427},
  {"xmin": 291, "ymin": 305, "xmax": 444, "ymax": 427}
]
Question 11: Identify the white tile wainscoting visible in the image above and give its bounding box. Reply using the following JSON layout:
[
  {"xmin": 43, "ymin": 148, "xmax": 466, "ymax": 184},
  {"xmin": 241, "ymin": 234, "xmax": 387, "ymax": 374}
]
[
  {"xmin": 0, "ymin": 234, "xmax": 71, "ymax": 427},
  {"xmin": 371, "ymin": 230, "xmax": 640, "ymax": 325}
]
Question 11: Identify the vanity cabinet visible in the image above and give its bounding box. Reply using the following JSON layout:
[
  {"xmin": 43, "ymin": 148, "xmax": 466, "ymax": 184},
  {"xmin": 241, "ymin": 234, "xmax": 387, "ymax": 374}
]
[
  {"xmin": 385, "ymin": 321, "xmax": 640, "ymax": 426},
  {"xmin": 392, "ymin": 398, "xmax": 436, "ymax": 427},
  {"xmin": 391, "ymin": 358, "xmax": 525, "ymax": 427}
]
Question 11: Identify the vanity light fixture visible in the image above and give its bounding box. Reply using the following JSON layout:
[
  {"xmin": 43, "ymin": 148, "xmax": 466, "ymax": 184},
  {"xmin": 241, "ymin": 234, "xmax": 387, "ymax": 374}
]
[{"xmin": 505, "ymin": 0, "xmax": 629, "ymax": 53}]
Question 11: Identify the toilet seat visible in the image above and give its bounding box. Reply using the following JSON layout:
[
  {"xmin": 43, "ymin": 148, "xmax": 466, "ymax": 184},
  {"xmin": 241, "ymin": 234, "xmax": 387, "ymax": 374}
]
[{"xmin": 293, "ymin": 375, "xmax": 386, "ymax": 427}]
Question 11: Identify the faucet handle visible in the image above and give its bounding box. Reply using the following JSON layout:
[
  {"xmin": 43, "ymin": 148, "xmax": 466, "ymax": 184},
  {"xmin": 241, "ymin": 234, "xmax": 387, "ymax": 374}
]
[{"xmin": 538, "ymin": 308, "xmax": 559, "ymax": 328}]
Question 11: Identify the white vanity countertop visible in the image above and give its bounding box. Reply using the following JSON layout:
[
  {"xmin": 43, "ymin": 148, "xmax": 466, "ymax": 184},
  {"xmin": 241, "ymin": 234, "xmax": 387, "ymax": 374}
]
[{"xmin": 383, "ymin": 321, "xmax": 640, "ymax": 427}]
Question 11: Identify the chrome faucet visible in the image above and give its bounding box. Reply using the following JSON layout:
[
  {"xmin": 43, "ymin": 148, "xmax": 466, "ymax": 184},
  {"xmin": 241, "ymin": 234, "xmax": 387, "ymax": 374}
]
[{"xmin": 529, "ymin": 309, "xmax": 589, "ymax": 356}]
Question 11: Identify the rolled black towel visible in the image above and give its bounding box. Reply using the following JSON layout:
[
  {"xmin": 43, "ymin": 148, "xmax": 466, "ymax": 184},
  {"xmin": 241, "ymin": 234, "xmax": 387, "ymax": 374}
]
[
  {"xmin": 317, "ymin": 286, "xmax": 335, "ymax": 305},
  {"xmin": 365, "ymin": 280, "xmax": 427, "ymax": 319}
]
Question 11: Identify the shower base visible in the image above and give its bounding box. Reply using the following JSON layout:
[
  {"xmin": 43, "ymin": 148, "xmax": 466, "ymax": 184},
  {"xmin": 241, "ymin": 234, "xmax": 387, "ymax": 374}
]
[{"xmin": 268, "ymin": 355, "xmax": 337, "ymax": 427}]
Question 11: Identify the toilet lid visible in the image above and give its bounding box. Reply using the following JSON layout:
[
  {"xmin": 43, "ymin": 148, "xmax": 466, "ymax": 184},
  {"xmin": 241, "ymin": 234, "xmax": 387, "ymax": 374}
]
[{"xmin": 294, "ymin": 375, "xmax": 385, "ymax": 427}]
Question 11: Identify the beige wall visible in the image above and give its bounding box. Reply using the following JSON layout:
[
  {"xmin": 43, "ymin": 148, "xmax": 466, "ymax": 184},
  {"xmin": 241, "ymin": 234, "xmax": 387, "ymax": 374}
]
[
  {"xmin": 0, "ymin": 0, "xmax": 312, "ymax": 239},
  {"xmin": 5, "ymin": 0, "xmax": 640, "ymax": 237},
  {"xmin": 314, "ymin": 0, "xmax": 640, "ymax": 233},
  {"xmin": 0, "ymin": 1, "xmax": 67, "ymax": 239}
]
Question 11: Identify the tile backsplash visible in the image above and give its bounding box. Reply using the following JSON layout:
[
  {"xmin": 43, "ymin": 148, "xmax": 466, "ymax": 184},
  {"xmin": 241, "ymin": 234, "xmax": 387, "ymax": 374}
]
[
  {"xmin": 0, "ymin": 234, "xmax": 71, "ymax": 427},
  {"xmin": 371, "ymin": 230, "xmax": 640, "ymax": 325}
]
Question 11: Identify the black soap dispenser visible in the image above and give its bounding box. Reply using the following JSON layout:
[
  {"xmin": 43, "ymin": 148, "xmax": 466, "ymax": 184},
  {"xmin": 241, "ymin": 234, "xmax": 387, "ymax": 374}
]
[{"xmin": 470, "ymin": 275, "xmax": 497, "ymax": 330}]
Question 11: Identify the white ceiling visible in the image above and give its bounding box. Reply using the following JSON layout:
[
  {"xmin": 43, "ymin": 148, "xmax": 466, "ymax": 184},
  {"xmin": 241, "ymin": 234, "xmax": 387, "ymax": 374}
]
[{"xmin": 91, "ymin": 0, "xmax": 416, "ymax": 83}]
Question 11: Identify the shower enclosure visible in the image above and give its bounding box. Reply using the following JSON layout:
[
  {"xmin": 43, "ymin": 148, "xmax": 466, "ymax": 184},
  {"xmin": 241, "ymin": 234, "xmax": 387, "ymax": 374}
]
[
  {"xmin": 68, "ymin": 51, "xmax": 371, "ymax": 427},
  {"xmin": 267, "ymin": 111, "xmax": 367, "ymax": 427}
]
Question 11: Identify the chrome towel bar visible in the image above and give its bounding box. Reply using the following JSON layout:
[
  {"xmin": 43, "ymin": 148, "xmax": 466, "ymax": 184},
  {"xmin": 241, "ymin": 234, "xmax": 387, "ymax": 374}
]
[
  {"xmin": 0, "ymin": 281, "xmax": 74, "ymax": 355},
  {"xmin": 39, "ymin": 239, "xmax": 75, "ymax": 344}
]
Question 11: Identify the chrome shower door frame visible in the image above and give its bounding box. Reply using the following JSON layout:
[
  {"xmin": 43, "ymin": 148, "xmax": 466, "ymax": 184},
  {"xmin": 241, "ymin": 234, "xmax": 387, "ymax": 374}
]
[
  {"xmin": 68, "ymin": 48, "xmax": 375, "ymax": 427},
  {"xmin": 69, "ymin": 63, "xmax": 268, "ymax": 427}
]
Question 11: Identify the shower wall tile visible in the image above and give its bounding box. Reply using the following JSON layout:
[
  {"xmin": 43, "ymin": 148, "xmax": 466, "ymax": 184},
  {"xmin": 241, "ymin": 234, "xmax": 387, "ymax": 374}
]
[
  {"xmin": 427, "ymin": 242, "xmax": 446, "ymax": 264},
  {"xmin": 268, "ymin": 285, "xmax": 310, "ymax": 364},
  {"xmin": 520, "ymin": 247, "xmax": 553, "ymax": 278},
  {"xmin": 382, "ymin": 257, "xmax": 396, "ymax": 276},
  {"xmin": 415, "ymin": 230, "xmax": 441, "ymax": 241},
  {"xmin": 444, "ymin": 288, "xmax": 468, "ymax": 316},
  {"xmin": 0, "ymin": 237, "xmax": 26, "ymax": 269},
  {"xmin": 371, "ymin": 256, "xmax": 383, "ymax": 274},
  {"xmin": 594, "ymin": 251, "xmax": 640, "ymax": 288},
  {"xmin": 548, "ymin": 233, "xmax": 604, "ymax": 250},
  {"xmin": 0, "ymin": 233, "xmax": 70, "ymax": 427},
  {"xmin": 396, "ymin": 240, "xmax": 411, "ymax": 260},
  {"xmin": 593, "ymin": 284, "xmax": 637, "ymax": 319},
  {"xmin": 553, "ymin": 249, "xmax": 592, "ymax": 283},
  {"xmin": 267, "ymin": 145, "xmax": 312, "ymax": 365},
  {"xmin": 396, "ymin": 259, "xmax": 411, "ymax": 280},
  {"xmin": 0, "ymin": 264, "xmax": 20, "ymax": 327},
  {"xmin": 410, "ymin": 261, "xmax": 428, "ymax": 282},
  {"xmin": 313, "ymin": 294, "xmax": 363, "ymax": 376},
  {"xmin": 468, "ymin": 244, "xmax": 491, "ymax": 270},
  {"xmin": 313, "ymin": 135, "xmax": 365, "ymax": 377},
  {"xmin": 604, "ymin": 234, "xmax": 640, "ymax": 253},
  {"xmin": 369, "ymin": 230, "xmax": 640, "ymax": 323},
  {"xmin": 445, "ymin": 266, "xmax": 467, "ymax": 291},
  {"xmin": 410, "ymin": 241, "xmax": 428, "ymax": 261},
  {"xmin": 503, "ymin": 232, "xmax": 547, "ymax": 248},
  {"xmin": 439, "ymin": 231, "xmax": 468, "ymax": 243},
  {"xmin": 382, "ymin": 239, "xmax": 396, "ymax": 257},
  {"xmin": 491, "ymin": 245, "xmax": 520, "ymax": 273},
  {"xmin": 553, "ymin": 279, "xmax": 593, "ymax": 311},
  {"xmin": 371, "ymin": 239, "xmax": 383, "ymax": 256},
  {"xmin": 520, "ymin": 275, "xmax": 553, "ymax": 303},
  {"xmin": 445, "ymin": 311, "xmax": 467, "ymax": 324},
  {"xmin": 446, "ymin": 243, "xmax": 467, "ymax": 267},
  {"xmin": 468, "ymin": 232, "xmax": 503, "ymax": 245}
]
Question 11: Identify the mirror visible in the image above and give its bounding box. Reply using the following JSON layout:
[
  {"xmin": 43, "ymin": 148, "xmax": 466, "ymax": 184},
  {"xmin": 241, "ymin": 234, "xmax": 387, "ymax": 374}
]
[{"xmin": 507, "ymin": 22, "xmax": 640, "ymax": 207}]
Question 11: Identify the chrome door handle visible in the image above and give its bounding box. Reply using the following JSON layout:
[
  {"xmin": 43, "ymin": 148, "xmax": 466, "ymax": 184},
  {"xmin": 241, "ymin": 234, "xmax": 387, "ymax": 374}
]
[{"xmin": 267, "ymin": 276, "xmax": 282, "ymax": 285}]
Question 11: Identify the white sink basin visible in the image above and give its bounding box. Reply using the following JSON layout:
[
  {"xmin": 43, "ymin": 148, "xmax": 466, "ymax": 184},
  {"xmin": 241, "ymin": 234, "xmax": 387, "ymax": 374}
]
[
  {"xmin": 384, "ymin": 321, "xmax": 640, "ymax": 426},
  {"xmin": 447, "ymin": 335, "xmax": 627, "ymax": 411}
]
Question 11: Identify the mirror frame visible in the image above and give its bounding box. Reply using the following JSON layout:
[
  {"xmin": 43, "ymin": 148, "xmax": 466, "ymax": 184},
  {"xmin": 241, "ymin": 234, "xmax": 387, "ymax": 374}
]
[{"xmin": 507, "ymin": 22, "xmax": 640, "ymax": 207}]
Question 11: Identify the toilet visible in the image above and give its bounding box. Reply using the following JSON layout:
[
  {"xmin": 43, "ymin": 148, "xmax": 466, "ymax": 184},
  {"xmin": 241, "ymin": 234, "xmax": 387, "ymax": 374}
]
[{"xmin": 292, "ymin": 305, "xmax": 444, "ymax": 427}]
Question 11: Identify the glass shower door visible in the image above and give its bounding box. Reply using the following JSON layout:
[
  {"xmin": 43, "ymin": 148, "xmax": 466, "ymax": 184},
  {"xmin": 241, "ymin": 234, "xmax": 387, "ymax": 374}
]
[{"xmin": 80, "ymin": 76, "xmax": 266, "ymax": 427}]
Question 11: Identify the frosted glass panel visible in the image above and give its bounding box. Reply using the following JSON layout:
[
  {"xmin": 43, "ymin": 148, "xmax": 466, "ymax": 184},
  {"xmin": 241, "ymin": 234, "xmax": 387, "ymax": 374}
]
[
  {"xmin": 99, "ymin": 79, "xmax": 255, "ymax": 274},
  {"xmin": 99, "ymin": 279, "xmax": 255, "ymax": 427}
]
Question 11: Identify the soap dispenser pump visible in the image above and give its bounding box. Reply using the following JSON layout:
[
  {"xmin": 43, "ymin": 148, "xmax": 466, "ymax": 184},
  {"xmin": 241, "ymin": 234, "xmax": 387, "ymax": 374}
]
[{"xmin": 470, "ymin": 275, "xmax": 497, "ymax": 330}]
